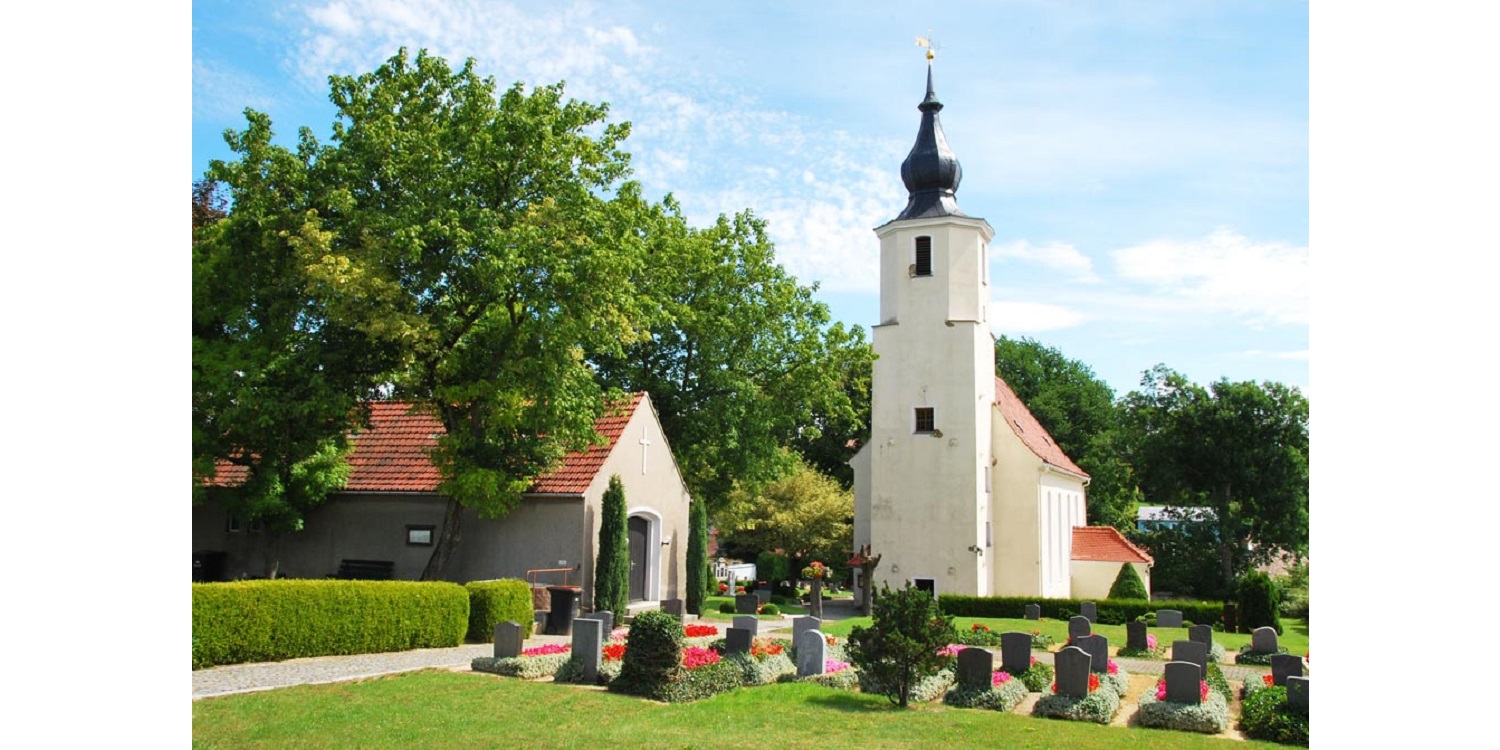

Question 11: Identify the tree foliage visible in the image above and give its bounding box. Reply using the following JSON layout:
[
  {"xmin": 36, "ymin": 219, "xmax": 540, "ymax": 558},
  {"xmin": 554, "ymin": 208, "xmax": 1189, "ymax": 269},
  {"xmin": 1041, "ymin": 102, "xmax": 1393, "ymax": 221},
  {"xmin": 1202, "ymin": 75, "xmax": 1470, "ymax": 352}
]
[
  {"xmin": 1236, "ymin": 570, "xmax": 1283, "ymax": 635},
  {"xmin": 1120, "ymin": 365, "xmax": 1310, "ymax": 594},
  {"xmin": 847, "ymin": 583, "xmax": 956, "ymax": 708},
  {"xmin": 686, "ymin": 499, "xmax": 709, "ymax": 615},
  {"xmin": 1106, "ymin": 562, "xmax": 1149, "ymax": 600},
  {"xmin": 594, "ymin": 475, "xmax": 631, "ymax": 621},
  {"xmin": 714, "ymin": 458, "xmax": 853, "ymax": 564}
]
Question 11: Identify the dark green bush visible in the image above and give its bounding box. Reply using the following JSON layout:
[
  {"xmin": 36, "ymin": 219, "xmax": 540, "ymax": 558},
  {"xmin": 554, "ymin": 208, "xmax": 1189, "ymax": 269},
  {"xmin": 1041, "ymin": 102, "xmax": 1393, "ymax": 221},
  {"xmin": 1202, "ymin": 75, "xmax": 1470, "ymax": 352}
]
[
  {"xmin": 611, "ymin": 610, "xmax": 683, "ymax": 698},
  {"xmin": 687, "ymin": 500, "xmax": 709, "ymax": 616},
  {"xmin": 192, "ymin": 580, "xmax": 468, "ymax": 669},
  {"xmin": 755, "ymin": 550, "xmax": 791, "ymax": 584},
  {"xmin": 465, "ymin": 579, "xmax": 534, "ymax": 642},
  {"xmin": 848, "ymin": 583, "xmax": 957, "ymax": 708},
  {"xmin": 718, "ymin": 602, "xmax": 736, "ymax": 614},
  {"xmin": 939, "ymin": 595, "xmax": 1221, "ymax": 625},
  {"xmin": 1107, "ymin": 563, "xmax": 1149, "ymax": 600},
  {"xmin": 759, "ymin": 603, "xmax": 781, "ymax": 615},
  {"xmin": 1097, "ymin": 607, "xmax": 1127, "ymax": 625},
  {"xmin": 594, "ymin": 475, "xmax": 631, "ymax": 622},
  {"xmin": 1240, "ymin": 686, "xmax": 1309, "ymax": 746},
  {"xmin": 1236, "ymin": 571, "xmax": 1283, "ymax": 635}
]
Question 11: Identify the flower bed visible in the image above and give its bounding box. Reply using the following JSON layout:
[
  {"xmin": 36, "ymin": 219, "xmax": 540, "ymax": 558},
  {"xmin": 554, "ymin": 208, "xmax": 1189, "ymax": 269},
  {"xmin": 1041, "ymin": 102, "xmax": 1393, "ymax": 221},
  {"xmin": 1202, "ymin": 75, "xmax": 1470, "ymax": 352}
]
[
  {"xmin": 858, "ymin": 668, "xmax": 955, "ymax": 704},
  {"xmin": 1137, "ymin": 677, "xmax": 1231, "ymax": 734},
  {"xmin": 1001, "ymin": 656, "xmax": 1053, "ymax": 693},
  {"xmin": 954, "ymin": 623, "xmax": 1004, "ymax": 647},
  {"xmin": 1103, "ymin": 659, "xmax": 1130, "ymax": 697},
  {"xmin": 798, "ymin": 659, "xmax": 860, "ymax": 691},
  {"xmin": 470, "ymin": 643, "xmax": 573, "ymax": 680},
  {"xmin": 1117, "ymin": 633, "xmax": 1164, "ymax": 659},
  {"xmin": 1239, "ymin": 685, "xmax": 1309, "ymax": 746},
  {"xmin": 1032, "ymin": 673, "xmax": 1121, "ymax": 724},
  {"xmin": 943, "ymin": 670, "xmax": 1030, "ymax": 712},
  {"xmin": 1235, "ymin": 645, "xmax": 1290, "ymax": 665},
  {"xmin": 1029, "ymin": 630, "xmax": 1057, "ymax": 650}
]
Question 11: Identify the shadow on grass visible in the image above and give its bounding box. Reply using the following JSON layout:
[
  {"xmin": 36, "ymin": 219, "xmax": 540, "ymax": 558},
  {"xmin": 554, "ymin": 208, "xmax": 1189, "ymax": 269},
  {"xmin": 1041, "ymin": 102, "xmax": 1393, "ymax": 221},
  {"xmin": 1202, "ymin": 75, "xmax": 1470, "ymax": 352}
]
[
  {"xmin": 1288, "ymin": 621, "xmax": 1308, "ymax": 637},
  {"xmin": 801, "ymin": 692, "xmax": 895, "ymax": 713}
]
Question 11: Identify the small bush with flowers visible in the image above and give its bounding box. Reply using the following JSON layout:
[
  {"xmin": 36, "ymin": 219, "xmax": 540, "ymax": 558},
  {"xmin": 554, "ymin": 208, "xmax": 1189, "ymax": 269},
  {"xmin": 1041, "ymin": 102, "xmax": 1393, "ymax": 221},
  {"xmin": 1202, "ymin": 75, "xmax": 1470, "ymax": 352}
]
[
  {"xmin": 1029, "ymin": 629, "xmax": 1056, "ymax": 650},
  {"xmin": 471, "ymin": 643, "xmax": 572, "ymax": 679},
  {"xmin": 1235, "ymin": 645, "xmax": 1290, "ymax": 665},
  {"xmin": 1117, "ymin": 632, "xmax": 1165, "ymax": 659},
  {"xmin": 943, "ymin": 669, "xmax": 1030, "ymax": 712},
  {"xmin": 1001, "ymin": 655, "xmax": 1054, "ymax": 693},
  {"xmin": 1239, "ymin": 685, "xmax": 1310, "ymax": 746},
  {"xmin": 954, "ymin": 622, "xmax": 1004, "ymax": 647},
  {"xmin": 1136, "ymin": 675, "xmax": 1231, "ymax": 734},
  {"xmin": 1032, "ymin": 672, "xmax": 1121, "ymax": 724},
  {"xmin": 798, "ymin": 658, "xmax": 861, "ymax": 691},
  {"xmin": 723, "ymin": 637, "xmax": 795, "ymax": 685}
]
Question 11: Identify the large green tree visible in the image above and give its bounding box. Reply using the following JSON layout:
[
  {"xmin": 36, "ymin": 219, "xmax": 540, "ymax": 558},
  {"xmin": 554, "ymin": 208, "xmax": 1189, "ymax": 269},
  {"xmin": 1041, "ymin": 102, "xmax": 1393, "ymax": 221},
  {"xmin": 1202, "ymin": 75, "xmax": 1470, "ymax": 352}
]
[
  {"xmin": 592, "ymin": 206, "xmax": 873, "ymax": 509},
  {"xmin": 1119, "ymin": 365, "xmax": 1310, "ymax": 594},
  {"xmin": 994, "ymin": 336, "xmax": 1141, "ymax": 530},
  {"xmin": 714, "ymin": 458, "xmax": 853, "ymax": 565}
]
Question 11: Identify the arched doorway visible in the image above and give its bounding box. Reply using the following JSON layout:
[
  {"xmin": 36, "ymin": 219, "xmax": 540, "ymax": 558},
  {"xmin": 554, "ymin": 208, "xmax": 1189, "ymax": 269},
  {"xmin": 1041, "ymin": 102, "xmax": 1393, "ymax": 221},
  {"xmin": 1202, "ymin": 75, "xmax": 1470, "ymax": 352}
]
[{"xmin": 626, "ymin": 508, "xmax": 662, "ymax": 602}]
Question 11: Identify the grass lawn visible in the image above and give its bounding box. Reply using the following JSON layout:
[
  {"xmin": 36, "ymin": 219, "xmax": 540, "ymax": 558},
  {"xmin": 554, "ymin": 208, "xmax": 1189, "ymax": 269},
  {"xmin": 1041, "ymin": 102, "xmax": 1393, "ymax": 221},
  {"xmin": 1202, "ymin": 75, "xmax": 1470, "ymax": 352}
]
[
  {"xmin": 695, "ymin": 594, "xmax": 808, "ymax": 620},
  {"xmin": 819, "ymin": 616, "xmax": 1309, "ymax": 657},
  {"xmin": 193, "ymin": 670, "xmax": 1286, "ymax": 749}
]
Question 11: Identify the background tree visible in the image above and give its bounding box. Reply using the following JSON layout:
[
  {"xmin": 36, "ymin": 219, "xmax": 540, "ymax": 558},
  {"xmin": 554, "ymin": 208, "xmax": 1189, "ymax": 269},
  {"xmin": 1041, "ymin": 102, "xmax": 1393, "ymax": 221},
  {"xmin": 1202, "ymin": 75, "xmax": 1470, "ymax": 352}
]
[
  {"xmin": 713, "ymin": 458, "xmax": 853, "ymax": 567},
  {"xmin": 594, "ymin": 475, "xmax": 630, "ymax": 620},
  {"xmin": 686, "ymin": 499, "xmax": 709, "ymax": 615},
  {"xmin": 995, "ymin": 336, "xmax": 1141, "ymax": 530},
  {"xmin": 847, "ymin": 583, "xmax": 957, "ymax": 708},
  {"xmin": 1120, "ymin": 365, "xmax": 1310, "ymax": 596}
]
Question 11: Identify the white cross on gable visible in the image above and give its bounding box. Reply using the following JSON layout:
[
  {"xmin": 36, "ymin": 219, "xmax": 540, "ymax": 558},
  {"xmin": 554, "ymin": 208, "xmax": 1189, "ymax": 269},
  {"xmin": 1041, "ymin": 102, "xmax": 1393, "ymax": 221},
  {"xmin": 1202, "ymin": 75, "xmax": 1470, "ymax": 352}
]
[{"xmin": 639, "ymin": 425, "xmax": 651, "ymax": 475}]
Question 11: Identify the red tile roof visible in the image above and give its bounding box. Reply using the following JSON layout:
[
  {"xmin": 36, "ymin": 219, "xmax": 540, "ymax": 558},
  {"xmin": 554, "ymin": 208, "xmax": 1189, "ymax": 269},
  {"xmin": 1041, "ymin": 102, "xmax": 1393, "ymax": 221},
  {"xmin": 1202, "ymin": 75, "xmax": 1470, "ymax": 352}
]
[
  {"xmin": 207, "ymin": 393, "xmax": 645, "ymax": 496},
  {"xmin": 993, "ymin": 376, "xmax": 1089, "ymax": 479},
  {"xmin": 1071, "ymin": 526, "xmax": 1154, "ymax": 564}
]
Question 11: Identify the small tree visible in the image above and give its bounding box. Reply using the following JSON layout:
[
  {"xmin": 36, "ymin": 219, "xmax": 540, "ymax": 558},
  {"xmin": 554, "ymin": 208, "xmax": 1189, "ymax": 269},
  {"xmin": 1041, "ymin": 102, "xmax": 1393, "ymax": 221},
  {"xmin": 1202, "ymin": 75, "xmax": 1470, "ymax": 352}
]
[
  {"xmin": 847, "ymin": 582, "xmax": 956, "ymax": 707},
  {"xmin": 1107, "ymin": 562, "xmax": 1149, "ymax": 600},
  {"xmin": 1236, "ymin": 570, "xmax": 1282, "ymax": 634},
  {"xmin": 686, "ymin": 499, "xmax": 709, "ymax": 615},
  {"xmin": 595, "ymin": 475, "xmax": 630, "ymax": 621},
  {"xmin": 610, "ymin": 610, "xmax": 683, "ymax": 698}
]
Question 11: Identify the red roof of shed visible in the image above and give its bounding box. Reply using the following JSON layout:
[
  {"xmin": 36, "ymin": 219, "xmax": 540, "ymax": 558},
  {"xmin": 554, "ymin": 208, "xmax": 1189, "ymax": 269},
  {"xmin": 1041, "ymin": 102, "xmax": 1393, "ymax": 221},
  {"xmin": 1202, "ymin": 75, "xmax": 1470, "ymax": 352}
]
[{"xmin": 1071, "ymin": 526, "xmax": 1154, "ymax": 564}]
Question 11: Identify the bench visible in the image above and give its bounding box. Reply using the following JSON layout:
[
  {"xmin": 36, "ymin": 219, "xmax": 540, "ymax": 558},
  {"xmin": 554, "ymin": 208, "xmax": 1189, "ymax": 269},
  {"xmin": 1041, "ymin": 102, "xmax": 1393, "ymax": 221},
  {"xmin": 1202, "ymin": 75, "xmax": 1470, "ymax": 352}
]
[{"xmin": 335, "ymin": 559, "xmax": 395, "ymax": 580}]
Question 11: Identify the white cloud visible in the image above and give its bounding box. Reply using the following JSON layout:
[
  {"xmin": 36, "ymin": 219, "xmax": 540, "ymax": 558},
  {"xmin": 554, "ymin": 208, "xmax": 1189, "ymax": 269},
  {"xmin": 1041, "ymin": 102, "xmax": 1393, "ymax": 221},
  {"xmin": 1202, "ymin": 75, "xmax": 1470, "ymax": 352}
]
[
  {"xmin": 991, "ymin": 239, "xmax": 1099, "ymax": 282},
  {"xmin": 192, "ymin": 58, "xmax": 278, "ymax": 120},
  {"xmin": 988, "ymin": 300, "xmax": 1090, "ymax": 334},
  {"xmin": 1238, "ymin": 349, "xmax": 1310, "ymax": 361},
  {"xmin": 1111, "ymin": 228, "xmax": 1308, "ymax": 325}
]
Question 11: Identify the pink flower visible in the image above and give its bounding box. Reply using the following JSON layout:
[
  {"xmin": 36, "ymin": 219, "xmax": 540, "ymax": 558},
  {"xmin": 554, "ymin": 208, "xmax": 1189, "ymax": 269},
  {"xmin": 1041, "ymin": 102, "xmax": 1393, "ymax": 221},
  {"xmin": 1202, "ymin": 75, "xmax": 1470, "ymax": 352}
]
[
  {"xmin": 992, "ymin": 671, "xmax": 1013, "ymax": 686},
  {"xmin": 1146, "ymin": 634, "xmax": 1157, "ymax": 650},
  {"xmin": 521, "ymin": 643, "xmax": 570, "ymax": 657},
  {"xmin": 682, "ymin": 646, "xmax": 721, "ymax": 669},
  {"xmin": 825, "ymin": 659, "xmax": 851, "ymax": 674},
  {"xmin": 1107, "ymin": 659, "xmax": 1118, "ymax": 675},
  {"xmin": 937, "ymin": 644, "xmax": 962, "ymax": 657}
]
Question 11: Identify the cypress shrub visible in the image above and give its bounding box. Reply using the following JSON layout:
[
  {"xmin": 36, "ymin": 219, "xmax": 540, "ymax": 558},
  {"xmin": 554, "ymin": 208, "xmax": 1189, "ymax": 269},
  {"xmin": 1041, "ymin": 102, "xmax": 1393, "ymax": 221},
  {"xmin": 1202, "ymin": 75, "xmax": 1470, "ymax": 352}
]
[
  {"xmin": 192, "ymin": 580, "xmax": 468, "ymax": 669},
  {"xmin": 1236, "ymin": 570, "xmax": 1283, "ymax": 634},
  {"xmin": 594, "ymin": 474, "xmax": 630, "ymax": 621},
  {"xmin": 465, "ymin": 579, "xmax": 534, "ymax": 642},
  {"xmin": 687, "ymin": 499, "xmax": 709, "ymax": 615},
  {"xmin": 1107, "ymin": 563, "xmax": 1149, "ymax": 600},
  {"xmin": 610, "ymin": 610, "xmax": 683, "ymax": 699}
]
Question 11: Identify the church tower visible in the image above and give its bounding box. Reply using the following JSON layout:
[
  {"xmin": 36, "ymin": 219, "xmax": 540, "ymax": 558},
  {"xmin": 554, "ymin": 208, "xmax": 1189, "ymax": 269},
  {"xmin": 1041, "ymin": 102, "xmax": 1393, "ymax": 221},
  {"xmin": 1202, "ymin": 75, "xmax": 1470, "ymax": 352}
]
[{"xmin": 865, "ymin": 61, "xmax": 997, "ymax": 597}]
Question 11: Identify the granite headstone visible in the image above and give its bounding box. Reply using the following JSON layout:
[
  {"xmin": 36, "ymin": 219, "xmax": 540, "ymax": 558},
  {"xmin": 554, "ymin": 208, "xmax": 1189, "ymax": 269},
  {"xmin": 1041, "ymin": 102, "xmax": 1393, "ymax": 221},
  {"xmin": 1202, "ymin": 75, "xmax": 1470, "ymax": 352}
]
[
  {"xmin": 1126, "ymin": 621, "xmax": 1149, "ymax": 651},
  {"xmin": 1286, "ymin": 675, "xmax": 1309, "ymax": 714},
  {"xmin": 793, "ymin": 616, "xmax": 822, "ymax": 645},
  {"xmin": 1188, "ymin": 624, "xmax": 1212, "ymax": 646},
  {"xmin": 735, "ymin": 594, "xmax": 760, "ymax": 614},
  {"xmin": 796, "ymin": 628, "xmax": 827, "ymax": 677},
  {"xmin": 1079, "ymin": 601, "xmax": 1098, "ymax": 623},
  {"xmin": 1172, "ymin": 640, "xmax": 1208, "ymax": 678},
  {"xmin": 1165, "ymin": 661, "xmax": 1203, "ymax": 704},
  {"xmin": 1270, "ymin": 653, "xmax": 1304, "ymax": 686},
  {"xmin": 733, "ymin": 615, "xmax": 759, "ymax": 636},
  {"xmin": 1054, "ymin": 646, "xmax": 1093, "ymax": 698},
  {"xmin": 1251, "ymin": 626, "xmax": 1279, "ymax": 654},
  {"xmin": 571, "ymin": 617, "xmax": 604, "ymax": 683},
  {"xmin": 725, "ymin": 626, "xmax": 752, "ymax": 654},
  {"xmin": 1157, "ymin": 609, "xmax": 1184, "ymax": 628},
  {"xmin": 956, "ymin": 647, "xmax": 994, "ymax": 690},
  {"xmin": 1068, "ymin": 615, "xmax": 1092, "ymax": 640},
  {"xmin": 1074, "ymin": 634, "xmax": 1110, "ymax": 673},
  {"xmin": 1024, "ymin": 604, "xmax": 1041, "ymax": 620},
  {"xmin": 1000, "ymin": 631, "xmax": 1033, "ymax": 675},
  {"xmin": 494, "ymin": 620, "xmax": 524, "ymax": 659}
]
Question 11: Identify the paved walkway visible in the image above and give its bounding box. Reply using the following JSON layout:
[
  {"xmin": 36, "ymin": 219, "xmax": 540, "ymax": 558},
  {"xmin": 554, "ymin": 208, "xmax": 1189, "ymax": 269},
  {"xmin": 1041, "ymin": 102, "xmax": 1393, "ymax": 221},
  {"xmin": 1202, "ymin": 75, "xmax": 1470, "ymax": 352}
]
[{"xmin": 192, "ymin": 600, "xmax": 1269, "ymax": 700}]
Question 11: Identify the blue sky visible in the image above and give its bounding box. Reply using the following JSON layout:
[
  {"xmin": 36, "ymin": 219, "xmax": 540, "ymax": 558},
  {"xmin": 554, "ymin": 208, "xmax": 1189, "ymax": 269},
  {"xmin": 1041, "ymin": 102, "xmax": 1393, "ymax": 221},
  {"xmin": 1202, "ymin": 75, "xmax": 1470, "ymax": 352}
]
[{"xmin": 193, "ymin": 0, "xmax": 1308, "ymax": 398}]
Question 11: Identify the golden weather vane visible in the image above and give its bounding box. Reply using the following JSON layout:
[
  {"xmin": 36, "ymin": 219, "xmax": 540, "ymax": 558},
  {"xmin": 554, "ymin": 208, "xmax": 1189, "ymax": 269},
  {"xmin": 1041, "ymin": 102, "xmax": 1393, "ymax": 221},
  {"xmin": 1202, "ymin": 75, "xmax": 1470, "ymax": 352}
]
[{"xmin": 915, "ymin": 32, "xmax": 939, "ymax": 61}]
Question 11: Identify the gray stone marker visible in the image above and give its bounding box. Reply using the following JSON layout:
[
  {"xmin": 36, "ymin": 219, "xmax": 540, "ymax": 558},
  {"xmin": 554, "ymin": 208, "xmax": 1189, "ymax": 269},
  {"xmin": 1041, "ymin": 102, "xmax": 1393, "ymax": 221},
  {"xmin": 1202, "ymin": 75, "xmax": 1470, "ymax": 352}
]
[
  {"xmin": 494, "ymin": 620, "xmax": 524, "ymax": 659},
  {"xmin": 1074, "ymin": 634, "xmax": 1110, "ymax": 673},
  {"xmin": 584, "ymin": 611, "xmax": 614, "ymax": 635},
  {"xmin": 1157, "ymin": 609, "xmax": 1184, "ymax": 628},
  {"xmin": 1172, "ymin": 640, "xmax": 1208, "ymax": 678},
  {"xmin": 1068, "ymin": 615, "xmax": 1092, "ymax": 640},
  {"xmin": 571, "ymin": 617, "xmax": 604, "ymax": 683},
  {"xmin": 733, "ymin": 615, "xmax": 759, "ymax": 636},
  {"xmin": 660, "ymin": 599, "xmax": 685, "ymax": 618},
  {"xmin": 1079, "ymin": 601, "xmax": 1098, "ymax": 623},
  {"xmin": 1126, "ymin": 621, "xmax": 1149, "ymax": 651},
  {"xmin": 956, "ymin": 647, "xmax": 994, "ymax": 690},
  {"xmin": 1165, "ymin": 661, "xmax": 1203, "ymax": 704},
  {"xmin": 1251, "ymin": 626, "xmax": 1279, "ymax": 654},
  {"xmin": 1270, "ymin": 653, "xmax": 1304, "ymax": 686},
  {"xmin": 755, "ymin": 588, "xmax": 772, "ymax": 605},
  {"xmin": 735, "ymin": 594, "xmax": 760, "ymax": 614},
  {"xmin": 1024, "ymin": 603, "xmax": 1041, "ymax": 620},
  {"xmin": 1286, "ymin": 676, "xmax": 1309, "ymax": 714},
  {"xmin": 725, "ymin": 626, "xmax": 752, "ymax": 654},
  {"xmin": 1188, "ymin": 624, "xmax": 1212, "ymax": 646},
  {"xmin": 1000, "ymin": 631, "xmax": 1033, "ymax": 675},
  {"xmin": 792, "ymin": 616, "xmax": 822, "ymax": 645},
  {"xmin": 796, "ymin": 628, "xmax": 827, "ymax": 677},
  {"xmin": 1054, "ymin": 646, "xmax": 1093, "ymax": 698}
]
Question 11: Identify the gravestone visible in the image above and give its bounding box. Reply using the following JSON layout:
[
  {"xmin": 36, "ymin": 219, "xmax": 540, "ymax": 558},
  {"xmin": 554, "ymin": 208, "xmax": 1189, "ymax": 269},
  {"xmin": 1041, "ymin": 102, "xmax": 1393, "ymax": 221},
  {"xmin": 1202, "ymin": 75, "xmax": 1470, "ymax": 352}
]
[
  {"xmin": 660, "ymin": 598, "xmax": 685, "ymax": 618},
  {"xmin": 1024, "ymin": 603, "xmax": 1041, "ymax": 620},
  {"xmin": 735, "ymin": 594, "xmax": 760, "ymax": 614},
  {"xmin": 956, "ymin": 647, "xmax": 994, "ymax": 690},
  {"xmin": 755, "ymin": 588, "xmax": 772, "ymax": 605},
  {"xmin": 1172, "ymin": 640, "xmax": 1208, "ymax": 678},
  {"xmin": 795, "ymin": 628, "xmax": 827, "ymax": 677},
  {"xmin": 1068, "ymin": 615, "xmax": 1092, "ymax": 640},
  {"xmin": 1126, "ymin": 621, "xmax": 1149, "ymax": 651},
  {"xmin": 1188, "ymin": 624, "xmax": 1212, "ymax": 646},
  {"xmin": 1286, "ymin": 676, "xmax": 1309, "ymax": 714},
  {"xmin": 1157, "ymin": 609, "xmax": 1184, "ymax": 628},
  {"xmin": 1074, "ymin": 634, "xmax": 1110, "ymax": 673},
  {"xmin": 571, "ymin": 617, "xmax": 604, "ymax": 683},
  {"xmin": 1164, "ymin": 661, "xmax": 1203, "ymax": 704},
  {"xmin": 793, "ymin": 616, "xmax": 822, "ymax": 645},
  {"xmin": 1000, "ymin": 631, "xmax": 1033, "ymax": 675},
  {"xmin": 1251, "ymin": 626, "xmax": 1279, "ymax": 654},
  {"xmin": 725, "ymin": 627, "xmax": 752, "ymax": 654},
  {"xmin": 1223, "ymin": 602, "xmax": 1238, "ymax": 633},
  {"xmin": 1079, "ymin": 601, "xmax": 1098, "ymax": 623},
  {"xmin": 584, "ymin": 611, "xmax": 614, "ymax": 635},
  {"xmin": 733, "ymin": 615, "xmax": 759, "ymax": 636},
  {"xmin": 1054, "ymin": 646, "xmax": 1092, "ymax": 698},
  {"xmin": 1270, "ymin": 653, "xmax": 1304, "ymax": 686},
  {"xmin": 494, "ymin": 621, "xmax": 524, "ymax": 659}
]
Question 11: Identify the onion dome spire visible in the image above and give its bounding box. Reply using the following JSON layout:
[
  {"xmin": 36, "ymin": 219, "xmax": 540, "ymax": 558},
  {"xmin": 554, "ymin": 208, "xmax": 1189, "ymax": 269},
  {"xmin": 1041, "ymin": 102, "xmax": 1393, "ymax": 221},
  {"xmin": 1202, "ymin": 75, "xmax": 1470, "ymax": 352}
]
[{"xmin": 896, "ymin": 60, "xmax": 967, "ymax": 220}]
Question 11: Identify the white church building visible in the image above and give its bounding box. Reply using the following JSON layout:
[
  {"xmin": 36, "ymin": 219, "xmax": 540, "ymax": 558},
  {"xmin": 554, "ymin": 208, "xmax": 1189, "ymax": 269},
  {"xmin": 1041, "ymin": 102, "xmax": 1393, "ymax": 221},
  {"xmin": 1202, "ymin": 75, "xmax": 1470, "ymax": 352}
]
[{"xmin": 851, "ymin": 61, "xmax": 1146, "ymax": 601}]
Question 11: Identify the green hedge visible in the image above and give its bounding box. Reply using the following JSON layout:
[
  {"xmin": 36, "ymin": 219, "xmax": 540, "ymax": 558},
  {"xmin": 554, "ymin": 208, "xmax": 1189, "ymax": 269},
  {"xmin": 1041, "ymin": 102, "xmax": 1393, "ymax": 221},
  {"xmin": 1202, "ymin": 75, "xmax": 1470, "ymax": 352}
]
[
  {"xmin": 465, "ymin": 579, "xmax": 535, "ymax": 642},
  {"xmin": 192, "ymin": 580, "xmax": 468, "ymax": 669},
  {"xmin": 938, "ymin": 595, "xmax": 1223, "ymax": 625}
]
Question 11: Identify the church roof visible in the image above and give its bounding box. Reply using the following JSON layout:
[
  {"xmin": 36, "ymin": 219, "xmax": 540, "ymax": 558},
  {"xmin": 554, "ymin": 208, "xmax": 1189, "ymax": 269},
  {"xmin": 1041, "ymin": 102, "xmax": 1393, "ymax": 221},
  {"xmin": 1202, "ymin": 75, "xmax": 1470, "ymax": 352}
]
[
  {"xmin": 993, "ymin": 376, "xmax": 1090, "ymax": 480},
  {"xmin": 207, "ymin": 393, "xmax": 646, "ymax": 496},
  {"xmin": 895, "ymin": 62, "xmax": 968, "ymax": 221},
  {"xmin": 1071, "ymin": 526, "xmax": 1154, "ymax": 564}
]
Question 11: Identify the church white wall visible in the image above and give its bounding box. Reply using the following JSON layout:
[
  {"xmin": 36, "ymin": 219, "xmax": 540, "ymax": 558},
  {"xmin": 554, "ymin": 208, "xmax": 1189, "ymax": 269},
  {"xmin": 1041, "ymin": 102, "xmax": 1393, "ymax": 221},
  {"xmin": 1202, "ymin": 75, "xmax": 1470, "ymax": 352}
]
[
  {"xmin": 1070, "ymin": 560, "xmax": 1152, "ymax": 600},
  {"xmin": 989, "ymin": 414, "xmax": 1043, "ymax": 596}
]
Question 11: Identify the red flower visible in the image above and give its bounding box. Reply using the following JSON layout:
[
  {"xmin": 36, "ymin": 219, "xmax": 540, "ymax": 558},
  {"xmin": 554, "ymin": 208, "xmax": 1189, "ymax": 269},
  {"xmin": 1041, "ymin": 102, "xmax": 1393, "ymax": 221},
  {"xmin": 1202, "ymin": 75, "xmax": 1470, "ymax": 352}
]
[
  {"xmin": 1263, "ymin": 674, "xmax": 1274, "ymax": 687},
  {"xmin": 1088, "ymin": 673, "xmax": 1101, "ymax": 693},
  {"xmin": 602, "ymin": 643, "xmax": 626, "ymax": 661}
]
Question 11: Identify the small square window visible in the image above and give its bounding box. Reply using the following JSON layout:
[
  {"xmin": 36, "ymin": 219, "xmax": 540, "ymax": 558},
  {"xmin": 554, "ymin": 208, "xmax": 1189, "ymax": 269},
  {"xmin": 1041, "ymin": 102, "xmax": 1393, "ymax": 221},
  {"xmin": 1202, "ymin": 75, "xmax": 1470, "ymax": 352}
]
[
  {"xmin": 407, "ymin": 525, "xmax": 435, "ymax": 546},
  {"xmin": 225, "ymin": 516, "xmax": 241, "ymax": 533},
  {"xmin": 914, "ymin": 407, "xmax": 935, "ymax": 433}
]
